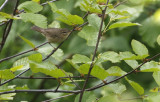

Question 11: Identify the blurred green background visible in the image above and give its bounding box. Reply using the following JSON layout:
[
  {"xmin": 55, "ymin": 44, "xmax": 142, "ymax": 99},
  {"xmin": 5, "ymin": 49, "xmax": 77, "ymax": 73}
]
[{"xmin": 0, "ymin": 0, "xmax": 160, "ymax": 102}]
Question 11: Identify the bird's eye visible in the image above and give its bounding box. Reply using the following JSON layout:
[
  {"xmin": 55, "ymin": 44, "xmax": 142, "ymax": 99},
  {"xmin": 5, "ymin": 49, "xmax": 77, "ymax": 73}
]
[{"xmin": 62, "ymin": 31, "xmax": 67, "ymax": 33}]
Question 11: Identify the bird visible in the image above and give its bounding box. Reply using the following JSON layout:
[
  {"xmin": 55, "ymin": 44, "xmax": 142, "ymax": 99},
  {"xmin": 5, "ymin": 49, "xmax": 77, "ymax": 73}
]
[{"xmin": 31, "ymin": 26, "xmax": 71, "ymax": 43}]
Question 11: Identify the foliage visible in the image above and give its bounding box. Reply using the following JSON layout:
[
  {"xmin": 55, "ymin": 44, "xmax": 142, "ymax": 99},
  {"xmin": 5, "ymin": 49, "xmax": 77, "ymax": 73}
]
[{"xmin": 0, "ymin": 0, "xmax": 160, "ymax": 102}]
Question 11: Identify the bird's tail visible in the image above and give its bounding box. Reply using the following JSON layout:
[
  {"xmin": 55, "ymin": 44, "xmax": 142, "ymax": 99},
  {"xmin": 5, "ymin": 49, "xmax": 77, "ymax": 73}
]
[{"xmin": 31, "ymin": 26, "xmax": 44, "ymax": 35}]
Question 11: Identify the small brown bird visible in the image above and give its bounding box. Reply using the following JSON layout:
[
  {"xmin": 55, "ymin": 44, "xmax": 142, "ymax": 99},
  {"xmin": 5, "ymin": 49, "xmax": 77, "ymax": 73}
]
[{"xmin": 31, "ymin": 26, "xmax": 71, "ymax": 43}]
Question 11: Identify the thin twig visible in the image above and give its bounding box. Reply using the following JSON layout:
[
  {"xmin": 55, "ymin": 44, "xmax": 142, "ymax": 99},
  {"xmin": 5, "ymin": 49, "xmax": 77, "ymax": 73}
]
[
  {"xmin": 0, "ymin": 42, "xmax": 48, "ymax": 63},
  {"xmin": 42, "ymin": 93, "xmax": 75, "ymax": 102},
  {"xmin": 0, "ymin": 89, "xmax": 80, "ymax": 95},
  {"xmin": 0, "ymin": 0, "xmax": 19, "ymax": 53},
  {"xmin": 0, "ymin": 68, "xmax": 30, "ymax": 86},
  {"xmin": 86, "ymin": 53, "xmax": 160, "ymax": 91},
  {"xmin": 0, "ymin": 52, "xmax": 160, "ymax": 95},
  {"xmin": 114, "ymin": 0, "xmax": 128, "ymax": 8},
  {"xmin": 79, "ymin": 0, "xmax": 110, "ymax": 102},
  {"xmin": 18, "ymin": 76, "xmax": 96, "ymax": 79},
  {"xmin": 0, "ymin": 0, "xmax": 9, "ymax": 11}
]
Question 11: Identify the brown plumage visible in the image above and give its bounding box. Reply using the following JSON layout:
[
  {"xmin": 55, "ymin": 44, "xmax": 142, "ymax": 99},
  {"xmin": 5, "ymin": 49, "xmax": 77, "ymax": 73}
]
[{"xmin": 31, "ymin": 26, "xmax": 71, "ymax": 43}]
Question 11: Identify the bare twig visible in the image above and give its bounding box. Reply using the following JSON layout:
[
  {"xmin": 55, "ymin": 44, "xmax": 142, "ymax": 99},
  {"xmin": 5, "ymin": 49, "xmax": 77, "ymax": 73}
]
[
  {"xmin": 0, "ymin": 42, "xmax": 48, "ymax": 63},
  {"xmin": 86, "ymin": 53, "xmax": 160, "ymax": 91},
  {"xmin": 42, "ymin": 93, "xmax": 75, "ymax": 102},
  {"xmin": 0, "ymin": 0, "xmax": 9, "ymax": 11},
  {"xmin": 0, "ymin": 52, "xmax": 160, "ymax": 95},
  {"xmin": 0, "ymin": 0, "xmax": 19, "ymax": 53},
  {"xmin": 0, "ymin": 68, "xmax": 30, "ymax": 86},
  {"xmin": 18, "ymin": 76, "xmax": 96, "ymax": 79},
  {"xmin": 78, "ymin": 0, "xmax": 110, "ymax": 101},
  {"xmin": 114, "ymin": 0, "xmax": 128, "ymax": 8}
]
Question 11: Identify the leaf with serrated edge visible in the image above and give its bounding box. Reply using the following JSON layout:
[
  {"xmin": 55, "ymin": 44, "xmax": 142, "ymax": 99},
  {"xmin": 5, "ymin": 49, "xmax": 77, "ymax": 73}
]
[
  {"xmin": 153, "ymin": 71, "xmax": 160, "ymax": 86},
  {"xmin": 125, "ymin": 77, "xmax": 144, "ymax": 95},
  {"xmin": 131, "ymin": 39, "xmax": 149, "ymax": 56},
  {"xmin": 19, "ymin": 35, "xmax": 35, "ymax": 48},
  {"xmin": 20, "ymin": 13, "xmax": 47, "ymax": 28},
  {"xmin": 157, "ymin": 35, "xmax": 160, "ymax": 46},
  {"xmin": 108, "ymin": 83, "xmax": 126, "ymax": 94},
  {"xmin": 107, "ymin": 66, "xmax": 126, "ymax": 76},
  {"xmin": 28, "ymin": 53, "xmax": 42, "ymax": 63},
  {"xmin": 18, "ymin": 1, "xmax": 43, "ymax": 13},
  {"xmin": 78, "ymin": 64, "xmax": 109, "ymax": 80},
  {"xmin": 72, "ymin": 54, "xmax": 91, "ymax": 64},
  {"xmin": 0, "ymin": 69, "xmax": 15, "ymax": 80},
  {"xmin": 141, "ymin": 61, "xmax": 160, "ymax": 72},
  {"xmin": 109, "ymin": 22, "xmax": 141, "ymax": 30}
]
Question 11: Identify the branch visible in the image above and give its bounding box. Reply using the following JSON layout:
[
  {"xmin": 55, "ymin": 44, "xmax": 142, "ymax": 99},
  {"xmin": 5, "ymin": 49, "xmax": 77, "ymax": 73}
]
[
  {"xmin": 0, "ymin": 68, "xmax": 30, "ymax": 86},
  {"xmin": 0, "ymin": 52, "xmax": 160, "ymax": 95},
  {"xmin": 86, "ymin": 53, "xmax": 160, "ymax": 91},
  {"xmin": 18, "ymin": 76, "xmax": 96, "ymax": 79},
  {"xmin": 0, "ymin": 42, "xmax": 48, "ymax": 63},
  {"xmin": 0, "ymin": 0, "xmax": 19, "ymax": 53},
  {"xmin": 79, "ymin": 0, "xmax": 110, "ymax": 101},
  {"xmin": 0, "ymin": 89, "xmax": 80, "ymax": 95},
  {"xmin": 42, "ymin": 93, "xmax": 75, "ymax": 102},
  {"xmin": 0, "ymin": 0, "xmax": 9, "ymax": 11}
]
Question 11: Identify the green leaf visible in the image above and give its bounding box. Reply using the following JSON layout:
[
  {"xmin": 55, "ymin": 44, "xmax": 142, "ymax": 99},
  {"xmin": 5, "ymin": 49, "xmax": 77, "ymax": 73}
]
[
  {"xmin": 108, "ymin": 83, "xmax": 126, "ymax": 94},
  {"xmin": 48, "ymin": 2, "xmax": 58, "ymax": 12},
  {"xmin": 119, "ymin": 52, "xmax": 139, "ymax": 69},
  {"xmin": 67, "ymin": 15, "xmax": 84, "ymax": 25},
  {"xmin": 48, "ymin": 21, "xmax": 61, "ymax": 28},
  {"xmin": 13, "ymin": 57, "xmax": 29, "ymax": 70},
  {"xmin": 49, "ymin": 3, "xmax": 84, "ymax": 25},
  {"xmin": 20, "ymin": 13, "xmax": 47, "ymax": 28},
  {"xmin": 97, "ymin": 51, "xmax": 121, "ymax": 63},
  {"xmin": 125, "ymin": 77, "xmax": 144, "ymax": 95},
  {"xmin": 38, "ymin": 46, "xmax": 64, "ymax": 61},
  {"xmin": 0, "ymin": 93, "xmax": 16, "ymax": 101},
  {"xmin": 80, "ymin": 0, "xmax": 101, "ymax": 13},
  {"xmin": 98, "ymin": 95, "xmax": 117, "ymax": 102},
  {"xmin": 56, "ymin": 9, "xmax": 71, "ymax": 16},
  {"xmin": 0, "ymin": 69, "xmax": 15, "ymax": 80},
  {"xmin": 139, "ymin": 16, "xmax": 160, "ymax": 47},
  {"xmin": 108, "ymin": 9, "xmax": 131, "ymax": 20},
  {"xmin": 57, "ymin": 14, "xmax": 84, "ymax": 25},
  {"xmin": 72, "ymin": 54, "xmax": 91, "ymax": 64},
  {"xmin": 66, "ymin": 59, "xmax": 79, "ymax": 69},
  {"xmin": 107, "ymin": 66, "xmax": 126, "ymax": 76},
  {"xmin": 78, "ymin": 26, "xmax": 98, "ymax": 46},
  {"xmin": 131, "ymin": 39, "xmax": 149, "ymax": 56},
  {"xmin": 74, "ymin": 92, "xmax": 97, "ymax": 102},
  {"xmin": 87, "ymin": 14, "xmax": 105, "ymax": 30},
  {"xmin": 78, "ymin": 14, "xmax": 105, "ymax": 46},
  {"xmin": 30, "ymin": 61, "xmax": 67, "ymax": 78},
  {"xmin": 78, "ymin": 64, "xmax": 109, "ymax": 80},
  {"xmin": 140, "ymin": 61, "xmax": 160, "ymax": 72},
  {"xmin": 0, "ymin": 15, "xmax": 7, "ymax": 22},
  {"xmin": 153, "ymin": 71, "xmax": 160, "ymax": 86},
  {"xmin": 16, "ymin": 85, "xmax": 29, "ymax": 90},
  {"xmin": 56, "ymin": 16, "xmax": 72, "ymax": 25},
  {"xmin": 0, "ymin": 12, "xmax": 18, "ymax": 19},
  {"xmin": 28, "ymin": 53, "xmax": 42, "ymax": 63},
  {"xmin": 109, "ymin": 22, "xmax": 141, "ymax": 30},
  {"xmin": 10, "ymin": 65, "xmax": 23, "ymax": 72},
  {"xmin": 19, "ymin": 35, "xmax": 35, "ymax": 48},
  {"xmin": 157, "ymin": 35, "xmax": 160, "ymax": 46},
  {"xmin": 18, "ymin": 1, "xmax": 43, "ymax": 13},
  {"xmin": 150, "ymin": 87, "xmax": 160, "ymax": 92}
]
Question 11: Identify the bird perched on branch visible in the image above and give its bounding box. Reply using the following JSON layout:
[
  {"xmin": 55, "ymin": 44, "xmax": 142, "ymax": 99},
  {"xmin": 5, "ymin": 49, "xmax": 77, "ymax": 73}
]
[{"xmin": 31, "ymin": 26, "xmax": 71, "ymax": 43}]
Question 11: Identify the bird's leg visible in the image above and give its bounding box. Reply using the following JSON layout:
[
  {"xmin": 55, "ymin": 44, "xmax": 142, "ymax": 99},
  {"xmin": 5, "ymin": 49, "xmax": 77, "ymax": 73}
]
[{"xmin": 48, "ymin": 42, "xmax": 55, "ymax": 49}]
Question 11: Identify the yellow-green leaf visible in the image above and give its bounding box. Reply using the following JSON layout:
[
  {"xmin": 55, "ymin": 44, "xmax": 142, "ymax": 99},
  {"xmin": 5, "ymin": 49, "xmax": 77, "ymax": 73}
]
[
  {"xmin": 125, "ymin": 77, "xmax": 144, "ymax": 95},
  {"xmin": 109, "ymin": 22, "xmax": 141, "ymax": 30},
  {"xmin": 19, "ymin": 35, "xmax": 35, "ymax": 48}
]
